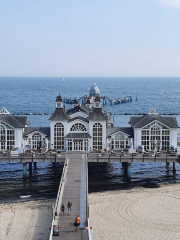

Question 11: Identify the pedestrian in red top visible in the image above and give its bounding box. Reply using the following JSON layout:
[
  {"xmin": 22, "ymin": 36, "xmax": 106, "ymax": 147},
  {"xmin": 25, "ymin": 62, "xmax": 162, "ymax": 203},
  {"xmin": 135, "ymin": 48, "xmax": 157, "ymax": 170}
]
[{"xmin": 74, "ymin": 215, "xmax": 81, "ymax": 231}]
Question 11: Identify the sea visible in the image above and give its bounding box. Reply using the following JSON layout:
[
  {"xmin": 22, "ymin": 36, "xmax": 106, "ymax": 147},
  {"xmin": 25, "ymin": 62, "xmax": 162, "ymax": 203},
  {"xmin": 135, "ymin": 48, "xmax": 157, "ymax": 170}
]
[{"xmin": 1, "ymin": 77, "xmax": 180, "ymax": 203}]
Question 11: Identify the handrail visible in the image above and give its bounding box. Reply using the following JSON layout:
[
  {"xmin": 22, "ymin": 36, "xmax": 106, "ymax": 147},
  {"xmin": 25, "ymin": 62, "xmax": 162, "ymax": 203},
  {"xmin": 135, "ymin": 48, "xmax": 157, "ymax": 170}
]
[
  {"xmin": 87, "ymin": 152, "xmax": 178, "ymax": 163},
  {"xmin": 87, "ymin": 218, "xmax": 91, "ymax": 240},
  {"xmin": 49, "ymin": 155, "xmax": 68, "ymax": 240},
  {"xmin": 54, "ymin": 156, "xmax": 68, "ymax": 215},
  {"xmin": 86, "ymin": 154, "xmax": 89, "ymax": 219},
  {"xmin": 86, "ymin": 154, "xmax": 92, "ymax": 240}
]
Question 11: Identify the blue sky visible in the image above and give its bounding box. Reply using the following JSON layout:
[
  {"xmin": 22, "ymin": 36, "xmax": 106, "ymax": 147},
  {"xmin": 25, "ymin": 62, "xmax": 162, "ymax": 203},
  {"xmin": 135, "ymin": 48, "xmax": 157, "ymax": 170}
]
[{"xmin": 0, "ymin": 0, "xmax": 180, "ymax": 77}]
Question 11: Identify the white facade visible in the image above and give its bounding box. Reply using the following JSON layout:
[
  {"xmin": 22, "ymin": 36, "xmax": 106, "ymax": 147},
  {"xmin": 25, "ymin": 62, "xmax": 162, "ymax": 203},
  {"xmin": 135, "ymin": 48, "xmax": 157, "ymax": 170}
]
[
  {"xmin": 15, "ymin": 128, "xmax": 23, "ymax": 149},
  {"xmin": 0, "ymin": 103, "xmax": 178, "ymax": 153}
]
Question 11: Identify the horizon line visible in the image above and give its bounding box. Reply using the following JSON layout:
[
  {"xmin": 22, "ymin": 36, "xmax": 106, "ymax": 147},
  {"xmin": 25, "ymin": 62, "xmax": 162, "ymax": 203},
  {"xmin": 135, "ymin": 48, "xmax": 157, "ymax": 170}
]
[{"xmin": 0, "ymin": 76, "xmax": 180, "ymax": 78}]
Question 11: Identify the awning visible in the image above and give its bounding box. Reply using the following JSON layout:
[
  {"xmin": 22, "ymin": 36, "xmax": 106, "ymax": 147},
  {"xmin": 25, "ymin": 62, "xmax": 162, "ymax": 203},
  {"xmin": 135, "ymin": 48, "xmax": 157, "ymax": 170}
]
[{"xmin": 65, "ymin": 133, "xmax": 92, "ymax": 139}]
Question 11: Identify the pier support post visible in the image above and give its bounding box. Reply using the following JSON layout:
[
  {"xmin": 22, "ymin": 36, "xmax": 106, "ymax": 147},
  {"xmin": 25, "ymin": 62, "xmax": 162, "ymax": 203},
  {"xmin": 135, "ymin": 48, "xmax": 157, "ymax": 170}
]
[
  {"xmin": 166, "ymin": 162, "xmax": 169, "ymax": 166},
  {"xmin": 29, "ymin": 162, "xmax": 32, "ymax": 174},
  {"xmin": 23, "ymin": 163, "xmax": 27, "ymax": 180},
  {"xmin": 127, "ymin": 163, "xmax": 131, "ymax": 181},
  {"xmin": 173, "ymin": 162, "xmax": 176, "ymax": 173},
  {"xmin": 34, "ymin": 162, "xmax": 37, "ymax": 168}
]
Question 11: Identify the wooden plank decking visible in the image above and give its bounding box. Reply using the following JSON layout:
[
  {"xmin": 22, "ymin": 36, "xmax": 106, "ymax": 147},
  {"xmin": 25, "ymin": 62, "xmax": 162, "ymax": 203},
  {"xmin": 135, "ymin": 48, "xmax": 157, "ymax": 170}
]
[{"xmin": 52, "ymin": 154, "xmax": 88, "ymax": 240}]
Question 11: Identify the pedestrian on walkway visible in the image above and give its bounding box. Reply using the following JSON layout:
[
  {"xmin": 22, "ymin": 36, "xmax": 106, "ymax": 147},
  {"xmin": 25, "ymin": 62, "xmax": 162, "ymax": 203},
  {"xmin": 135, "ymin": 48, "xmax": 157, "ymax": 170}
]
[
  {"xmin": 61, "ymin": 203, "xmax": 66, "ymax": 216},
  {"xmin": 74, "ymin": 215, "xmax": 81, "ymax": 231},
  {"xmin": 67, "ymin": 200, "xmax": 72, "ymax": 216}
]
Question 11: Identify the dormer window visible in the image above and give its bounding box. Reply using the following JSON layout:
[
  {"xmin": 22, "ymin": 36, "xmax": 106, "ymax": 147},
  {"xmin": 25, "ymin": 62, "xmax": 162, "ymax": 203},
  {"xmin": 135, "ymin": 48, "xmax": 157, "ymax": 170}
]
[{"xmin": 56, "ymin": 102, "xmax": 62, "ymax": 108}]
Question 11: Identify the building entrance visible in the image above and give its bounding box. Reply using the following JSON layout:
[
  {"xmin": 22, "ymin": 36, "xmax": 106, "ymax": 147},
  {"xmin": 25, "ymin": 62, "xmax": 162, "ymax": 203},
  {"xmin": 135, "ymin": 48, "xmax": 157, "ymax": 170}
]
[
  {"xmin": 74, "ymin": 140, "xmax": 83, "ymax": 151},
  {"xmin": 67, "ymin": 138, "xmax": 89, "ymax": 151}
]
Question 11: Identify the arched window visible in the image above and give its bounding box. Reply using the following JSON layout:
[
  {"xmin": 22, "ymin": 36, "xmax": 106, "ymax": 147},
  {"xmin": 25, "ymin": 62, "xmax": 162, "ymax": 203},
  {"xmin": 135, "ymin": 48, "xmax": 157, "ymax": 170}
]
[
  {"xmin": 93, "ymin": 123, "xmax": 102, "ymax": 150},
  {"xmin": 151, "ymin": 124, "xmax": 161, "ymax": 140},
  {"xmin": 141, "ymin": 122, "xmax": 170, "ymax": 150},
  {"xmin": 70, "ymin": 123, "xmax": 86, "ymax": 131},
  {"xmin": 115, "ymin": 133, "xmax": 124, "ymax": 140},
  {"xmin": 114, "ymin": 133, "xmax": 126, "ymax": 149},
  {"xmin": 32, "ymin": 133, "xmax": 42, "ymax": 149},
  {"xmin": 54, "ymin": 123, "xmax": 64, "ymax": 150}
]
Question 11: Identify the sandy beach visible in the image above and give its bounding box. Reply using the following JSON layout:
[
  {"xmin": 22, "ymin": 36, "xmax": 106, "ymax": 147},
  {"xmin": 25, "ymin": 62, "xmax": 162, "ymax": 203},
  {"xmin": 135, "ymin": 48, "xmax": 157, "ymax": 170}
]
[
  {"xmin": 0, "ymin": 199, "xmax": 54, "ymax": 240},
  {"xmin": 89, "ymin": 184, "xmax": 180, "ymax": 240},
  {"xmin": 2, "ymin": 184, "xmax": 180, "ymax": 240}
]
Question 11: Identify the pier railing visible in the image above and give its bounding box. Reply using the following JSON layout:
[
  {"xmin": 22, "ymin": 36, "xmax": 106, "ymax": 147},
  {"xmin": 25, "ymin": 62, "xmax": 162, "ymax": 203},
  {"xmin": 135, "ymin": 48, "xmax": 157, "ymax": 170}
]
[
  {"xmin": 49, "ymin": 155, "xmax": 69, "ymax": 240},
  {"xmin": 0, "ymin": 152, "xmax": 66, "ymax": 163},
  {"xmin": 87, "ymin": 152, "xmax": 179, "ymax": 163},
  {"xmin": 85, "ymin": 154, "xmax": 92, "ymax": 240},
  {"xmin": 87, "ymin": 218, "xmax": 91, "ymax": 240},
  {"xmin": 54, "ymin": 155, "xmax": 69, "ymax": 217}
]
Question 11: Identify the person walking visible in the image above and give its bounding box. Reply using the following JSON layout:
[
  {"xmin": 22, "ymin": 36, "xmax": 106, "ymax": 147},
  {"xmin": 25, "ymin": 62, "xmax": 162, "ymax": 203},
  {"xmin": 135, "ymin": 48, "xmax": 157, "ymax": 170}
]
[
  {"xmin": 67, "ymin": 200, "xmax": 72, "ymax": 216},
  {"xmin": 61, "ymin": 203, "xmax": 66, "ymax": 216},
  {"xmin": 74, "ymin": 215, "xmax": 81, "ymax": 231}
]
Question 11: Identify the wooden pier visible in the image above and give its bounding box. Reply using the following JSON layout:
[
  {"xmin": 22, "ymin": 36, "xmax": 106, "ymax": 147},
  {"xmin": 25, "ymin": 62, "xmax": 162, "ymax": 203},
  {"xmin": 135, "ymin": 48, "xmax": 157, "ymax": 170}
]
[
  {"xmin": 50, "ymin": 154, "xmax": 90, "ymax": 240},
  {"xmin": 0, "ymin": 151, "xmax": 179, "ymax": 181}
]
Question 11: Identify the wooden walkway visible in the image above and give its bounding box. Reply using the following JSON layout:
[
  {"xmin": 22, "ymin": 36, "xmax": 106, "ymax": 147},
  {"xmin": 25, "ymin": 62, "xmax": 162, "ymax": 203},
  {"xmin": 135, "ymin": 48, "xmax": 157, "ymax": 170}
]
[{"xmin": 52, "ymin": 153, "xmax": 88, "ymax": 240}]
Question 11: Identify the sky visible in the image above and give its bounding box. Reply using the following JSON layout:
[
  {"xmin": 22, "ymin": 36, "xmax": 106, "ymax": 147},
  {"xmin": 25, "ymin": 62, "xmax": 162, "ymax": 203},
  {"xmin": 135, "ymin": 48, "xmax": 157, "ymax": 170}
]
[{"xmin": 0, "ymin": 0, "xmax": 180, "ymax": 77}]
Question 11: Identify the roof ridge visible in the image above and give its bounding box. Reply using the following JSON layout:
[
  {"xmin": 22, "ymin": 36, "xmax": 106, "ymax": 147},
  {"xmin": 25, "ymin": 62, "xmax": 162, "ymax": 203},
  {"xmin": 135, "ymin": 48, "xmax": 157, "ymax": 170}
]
[
  {"xmin": 14, "ymin": 115, "xmax": 30, "ymax": 126},
  {"xmin": 8, "ymin": 114, "xmax": 25, "ymax": 128},
  {"xmin": 133, "ymin": 114, "xmax": 150, "ymax": 127},
  {"xmin": 49, "ymin": 108, "xmax": 69, "ymax": 121},
  {"xmin": 87, "ymin": 108, "xmax": 108, "ymax": 120}
]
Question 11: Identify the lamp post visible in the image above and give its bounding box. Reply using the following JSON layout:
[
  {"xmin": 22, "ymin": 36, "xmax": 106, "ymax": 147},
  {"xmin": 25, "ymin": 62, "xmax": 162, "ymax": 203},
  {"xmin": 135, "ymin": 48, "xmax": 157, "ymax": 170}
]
[
  {"xmin": 106, "ymin": 138, "xmax": 111, "ymax": 153},
  {"xmin": 154, "ymin": 138, "xmax": 157, "ymax": 154}
]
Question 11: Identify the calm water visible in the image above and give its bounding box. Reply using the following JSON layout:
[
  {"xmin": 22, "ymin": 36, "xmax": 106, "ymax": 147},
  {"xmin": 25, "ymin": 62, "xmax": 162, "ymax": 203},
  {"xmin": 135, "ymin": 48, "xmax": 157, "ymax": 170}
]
[{"xmin": 0, "ymin": 77, "xmax": 180, "ymax": 202}]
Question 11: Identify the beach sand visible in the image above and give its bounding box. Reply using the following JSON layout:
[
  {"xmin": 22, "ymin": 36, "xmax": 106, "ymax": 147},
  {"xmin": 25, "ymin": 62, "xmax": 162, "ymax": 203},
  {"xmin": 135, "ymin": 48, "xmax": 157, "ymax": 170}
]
[
  {"xmin": 0, "ymin": 199, "xmax": 54, "ymax": 240},
  {"xmin": 2, "ymin": 184, "xmax": 180, "ymax": 240},
  {"xmin": 89, "ymin": 184, "xmax": 180, "ymax": 240}
]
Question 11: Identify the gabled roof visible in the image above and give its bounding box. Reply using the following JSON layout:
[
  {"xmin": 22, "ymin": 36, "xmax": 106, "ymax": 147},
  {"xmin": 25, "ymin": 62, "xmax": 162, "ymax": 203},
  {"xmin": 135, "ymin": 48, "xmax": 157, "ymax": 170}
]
[
  {"xmin": 129, "ymin": 114, "xmax": 179, "ymax": 128},
  {"xmin": 23, "ymin": 127, "xmax": 50, "ymax": 138},
  {"xmin": 107, "ymin": 127, "xmax": 134, "ymax": 138},
  {"xmin": 68, "ymin": 116, "xmax": 89, "ymax": 123},
  {"xmin": 49, "ymin": 108, "xmax": 69, "ymax": 121},
  {"xmin": 14, "ymin": 116, "xmax": 30, "ymax": 126},
  {"xmin": 0, "ymin": 107, "xmax": 10, "ymax": 114},
  {"xmin": 80, "ymin": 105, "xmax": 93, "ymax": 114},
  {"xmin": 0, "ymin": 114, "xmax": 29, "ymax": 128},
  {"xmin": 87, "ymin": 108, "xmax": 108, "ymax": 121},
  {"xmin": 66, "ymin": 105, "xmax": 90, "ymax": 116}
]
